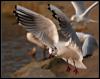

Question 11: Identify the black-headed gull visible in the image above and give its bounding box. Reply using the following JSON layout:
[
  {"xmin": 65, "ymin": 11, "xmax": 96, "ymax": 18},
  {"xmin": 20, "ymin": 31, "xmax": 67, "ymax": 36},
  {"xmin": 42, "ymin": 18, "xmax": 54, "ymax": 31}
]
[
  {"xmin": 48, "ymin": 4, "xmax": 98, "ymax": 74},
  {"xmin": 13, "ymin": 5, "xmax": 86, "ymax": 71},
  {"xmin": 48, "ymin": 4, "xmax": 87, "ymax": 71},
  {"xmin": 70, "ymin": 1, "xmax": 98, "ymax": 25}
]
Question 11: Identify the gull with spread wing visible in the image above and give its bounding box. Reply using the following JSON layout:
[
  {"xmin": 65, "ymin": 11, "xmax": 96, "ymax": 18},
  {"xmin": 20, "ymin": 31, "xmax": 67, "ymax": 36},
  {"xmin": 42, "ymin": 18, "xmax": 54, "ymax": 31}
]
[
  {"xmin": 48, "ymin": 4, "xmax": 88, "ymax": 72},
  {"xmin": 70, "ymin": 1, "xmax": 98, "ymax": 26},
  {"xmin": 13, "ymin": 5, "xmax": 86, "ymax": 73},
  {"xmin": 48, "ymin": 4, "xmax": 98, "ymax": 74},
  {"xmin": 13, "ymin": 5, "xmax": 59, "ymax": 60}
]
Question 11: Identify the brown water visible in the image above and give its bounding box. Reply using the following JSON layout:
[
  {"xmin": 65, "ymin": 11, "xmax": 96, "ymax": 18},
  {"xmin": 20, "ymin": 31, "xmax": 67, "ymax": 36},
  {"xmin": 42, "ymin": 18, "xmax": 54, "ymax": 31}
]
[{"xmin": 1, "ymin": 1, "xmax": 99, "ymax": 78}]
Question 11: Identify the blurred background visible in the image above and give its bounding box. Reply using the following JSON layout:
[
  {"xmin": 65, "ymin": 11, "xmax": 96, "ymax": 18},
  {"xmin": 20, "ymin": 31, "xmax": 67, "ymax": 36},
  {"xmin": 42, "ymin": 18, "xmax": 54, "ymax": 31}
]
[{"xmin": 1, "ymin": 1, "xmax": 99, "ymax": 78}]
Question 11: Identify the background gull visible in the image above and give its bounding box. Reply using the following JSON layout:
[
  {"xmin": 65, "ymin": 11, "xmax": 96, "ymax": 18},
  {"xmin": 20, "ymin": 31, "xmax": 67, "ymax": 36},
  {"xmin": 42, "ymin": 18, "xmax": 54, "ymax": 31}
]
[
  {"xmin": 70, "ymin": 1, "xmax": 99, "ymax": 26},
  {"xmin": 76, "ymin": 32, "xmax": 98, "ymax": 57},
  {"xmin": 13, "ymin": 5, "xmax": 86, "ymax": 71}
]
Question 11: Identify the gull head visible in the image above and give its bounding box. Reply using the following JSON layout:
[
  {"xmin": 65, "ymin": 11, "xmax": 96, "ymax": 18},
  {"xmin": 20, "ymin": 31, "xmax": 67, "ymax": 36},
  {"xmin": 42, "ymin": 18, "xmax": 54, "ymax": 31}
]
[
  {"xmin": 70, "ymin": 15, "xmax": 84, "ymax": 23},
  {"xmin": 70, "ymin": 15, "xmax": 77, "ymax": 22},
  {"xmin": 49, "ymin": 47, "xmax": 58, "ymax": 55}
]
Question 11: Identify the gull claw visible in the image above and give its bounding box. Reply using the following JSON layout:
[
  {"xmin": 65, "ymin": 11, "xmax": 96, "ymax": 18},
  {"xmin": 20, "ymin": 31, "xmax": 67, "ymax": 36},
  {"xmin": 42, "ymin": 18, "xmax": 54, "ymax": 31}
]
[
  {"xmin": 48, "ymin": 54, "xmax": 54, "ymax": 59},
  {"xmin": 66, "ymin": 65, "xmax": 71, "ymax": 72},
  {"xmin": 73, "ymin": 68, "xmax": 79, "ymax": 75}
]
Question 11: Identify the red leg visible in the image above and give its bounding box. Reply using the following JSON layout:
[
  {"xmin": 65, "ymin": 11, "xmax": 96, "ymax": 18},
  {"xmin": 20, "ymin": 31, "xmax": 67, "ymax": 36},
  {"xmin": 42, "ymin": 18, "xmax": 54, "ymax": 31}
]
[
  {"xmin": 73, "ymin": 60, "xmax": 79, "ymax": 75},
  {"xmin": 66, "ymin": 65, "xmax": 71, "ymax": 72},
  {"xmin": 48, "ymin": 54, "xmax": 54, "ymax": 59},
  {"xmin": 27, "ymin": 48, "xmax": 36, "ymax": 57},
  {"xmin": 42, "ymin": 48, "xmax": 48, "ymax": 60},
  {"xmin": 73, "ymin": 67, "xmax": 79, "ymax": 75}
]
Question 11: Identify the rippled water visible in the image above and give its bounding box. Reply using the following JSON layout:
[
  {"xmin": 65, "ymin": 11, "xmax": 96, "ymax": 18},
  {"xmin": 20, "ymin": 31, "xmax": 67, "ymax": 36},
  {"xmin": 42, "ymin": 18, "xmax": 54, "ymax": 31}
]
[
  {"xmin": 1, "ymin": 36, "xmax": 51, "ymax": 77},
  {"xmin": 1, "ymin": 38, "xmax": 33, "ymax": 77}
]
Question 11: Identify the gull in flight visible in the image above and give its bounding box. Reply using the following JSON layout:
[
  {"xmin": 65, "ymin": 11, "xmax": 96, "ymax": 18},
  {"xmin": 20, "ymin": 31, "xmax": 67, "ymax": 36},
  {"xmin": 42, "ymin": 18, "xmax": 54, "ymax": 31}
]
[
  {"xmin": 70, "ymin": 1, "xmax": 99, "ymax": 26},
  {"xmin": 13, "ymin": 5, "xmax": 86, "ymax": 73}
]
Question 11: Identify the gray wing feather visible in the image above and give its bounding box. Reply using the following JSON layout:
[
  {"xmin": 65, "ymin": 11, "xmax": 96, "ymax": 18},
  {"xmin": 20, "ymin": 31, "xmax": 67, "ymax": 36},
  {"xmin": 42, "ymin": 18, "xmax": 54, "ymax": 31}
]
[
  {"xmin": 71, "ymin": 1, "xmax": 85, "ymax": 15},
  {"xmin": 76, "ymin": 32, "xmax": 98, "ymax": 57},
  {"xmin": 82, "ymin": 1, "xmax": 99, "ymax": 17},
  {"xmin": 13, "ymin": 5, "xmax": 59, "ymax": 48},
  {"xmin": 82, "ymin": 35, "xmax": 98, "ymax": 57},
  {"xmin": 48, "ymin": 4, "xmax": 82, "ymax": 50}
]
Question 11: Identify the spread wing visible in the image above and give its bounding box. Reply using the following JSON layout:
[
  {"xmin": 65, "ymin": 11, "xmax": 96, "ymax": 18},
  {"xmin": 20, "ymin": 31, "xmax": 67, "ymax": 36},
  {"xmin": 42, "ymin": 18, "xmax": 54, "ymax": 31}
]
[
  {"xmin": 71, "ymin": 1, "xmax": 85, "ymax": 15},
  {"xmin": 81, "ymin": 1, "xmax": 99, "ymax": 17},
  {"xmin": 48, "ymin": 4, "xmax": 82, "ymax": 52},
  {"xmin": 13, "ymin": 5, "xmax": 59, "ymax": 48},
  {"xmin": 82, "ymin": 35, "xmax": 98, "ymax": 57},
  {"xmin": 76, "ymin": 32, "xmax": 98, "ymax": 57}
]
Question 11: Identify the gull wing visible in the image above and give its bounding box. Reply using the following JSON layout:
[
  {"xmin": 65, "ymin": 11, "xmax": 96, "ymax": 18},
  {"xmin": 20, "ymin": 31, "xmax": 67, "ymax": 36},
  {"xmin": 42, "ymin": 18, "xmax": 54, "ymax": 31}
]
[
  {"xmin": 48, "ymin": 4, "xmax": 82, "ymax": 52},
  {"xmin": 82, "ymin": 35, "xmax": 98, "ymax": 57},
  {"xmin": 71, "ymin": 1, "xmax": 85, "ymax": 15},
  {"xmin": 76, "ymin": 32, "xmax": 98, "ymax": 57},
  {"xmin": 13, "ymin": 5, "xmax": 59, "ymax": 48},
  {"xmin": 81, "ymin": 1, "xmax": 99, "ymax": 17}
]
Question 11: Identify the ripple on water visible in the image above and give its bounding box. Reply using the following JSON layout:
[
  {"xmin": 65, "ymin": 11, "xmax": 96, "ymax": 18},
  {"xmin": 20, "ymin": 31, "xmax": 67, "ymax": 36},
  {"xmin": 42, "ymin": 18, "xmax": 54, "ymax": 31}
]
[{"xmin": 1, "ymin": 39, "xmax": 35, "ymax": 77}]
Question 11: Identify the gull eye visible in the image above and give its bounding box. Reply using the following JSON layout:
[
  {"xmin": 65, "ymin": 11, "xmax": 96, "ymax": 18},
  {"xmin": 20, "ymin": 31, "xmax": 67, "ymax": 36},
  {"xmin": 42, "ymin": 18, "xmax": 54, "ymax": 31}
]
[
  {"xmin": 52, "ymin": 49, "xmax": 54, "ymax": 52},
  {"xmin": 54, "ymin": 47, "xmax": 57, "ymax": 49}
]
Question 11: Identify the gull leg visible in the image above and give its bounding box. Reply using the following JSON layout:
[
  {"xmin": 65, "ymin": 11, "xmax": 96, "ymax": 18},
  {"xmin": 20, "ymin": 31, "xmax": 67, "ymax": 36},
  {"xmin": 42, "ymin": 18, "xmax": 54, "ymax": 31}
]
[
  {"xmin": 73, "ymin": 60, "xmax": 79, "ymax": 75},
  {"xmin": 48, "ymin": 54, "xmax": 54, "ymax": 59},
  {"xmin": 73, "ymin": 67, "xmax": 79, "ymax": 75},
  {"xmin": 32, "ymin": 47, "xmax": 36, "ymax": 57},
  {"xmin": 42, "ymin": 46, "xmax": 48, "ymax": 60},
  {"xmin": 66, "ymin": 60, "xmax": 71, "ymax": 72},
  {"xmin": 27, "ymin": 47, "xmax": 36, "ymax": 57},
  {"xmin": 42, "ymin": 46, "xmax": 55, "ymax": 60},
  {"xmin": 66, "ymin": 65, "xmax": 71, "ymax": 72}
]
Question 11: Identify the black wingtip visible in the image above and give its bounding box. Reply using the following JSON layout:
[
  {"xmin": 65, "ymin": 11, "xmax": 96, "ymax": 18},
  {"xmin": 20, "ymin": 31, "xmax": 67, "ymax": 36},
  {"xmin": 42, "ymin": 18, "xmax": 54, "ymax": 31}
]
[
  {"xmin": 13, "ymin": 10, "xmax": 16, "ymax": 14},
  {"xmin": 13, "ymin": 5, "xmax": 18, "ymax": 16},
  {"xmin": 15, "ymin": 5, "xmax": 17, "ymax": 9},
  {"xmin": 48, "ymin": 4, "xmax": 51, "ymax": 10},
  {"xmin": 13, "ymin": 10, "xmax": 16, "ymax": 15},
  {"xmin": 48, "ymin": 4, "xmax": 50, "ymax": 7},
  {"xmin": 13, "ymin": 10, "xmax": 18, "ymax": 16}
]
